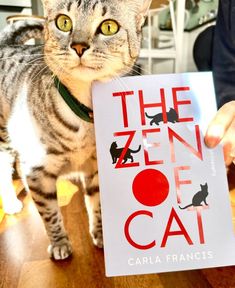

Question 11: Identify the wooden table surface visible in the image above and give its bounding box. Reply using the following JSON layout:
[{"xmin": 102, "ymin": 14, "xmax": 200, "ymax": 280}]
[{"xmin": 0, "ymin": 168, "xmax": 235, "ymax": 288}]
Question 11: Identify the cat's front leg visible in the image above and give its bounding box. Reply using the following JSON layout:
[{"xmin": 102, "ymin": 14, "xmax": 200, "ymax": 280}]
[
  {"xmin": 84, "ymin": 189, "xmax": 103, "ymax": 248},
  {"xmin": 26, "ymin": 165, "xmax": 72, "ymax": 260},
  {"xmin": 0, "ymin": 146, "xmax": 23, "ymax": 214},
  {"xmin": 78, "ymin": 163, "xmax": 103, "ymax": 248},
  {"xmin": 204, "ymin": 199, "xmax": 208, "ymax": 206}
]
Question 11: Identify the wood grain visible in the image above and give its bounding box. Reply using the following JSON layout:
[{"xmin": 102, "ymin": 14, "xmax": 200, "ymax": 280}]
[{"xmin": 1, "ymin": 167, "xmax": 235, "ymax": 288}]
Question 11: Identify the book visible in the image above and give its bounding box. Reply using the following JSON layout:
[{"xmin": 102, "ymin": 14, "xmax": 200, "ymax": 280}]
[{"xmin": 92, "ymin": 72, "xmax": 235, "ymax": 277}]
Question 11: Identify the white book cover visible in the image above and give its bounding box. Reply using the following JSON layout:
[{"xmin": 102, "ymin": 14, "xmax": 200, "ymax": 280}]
[{"xmin": 92, "ymin": 72, "xmax": 235, "ymax": 277}]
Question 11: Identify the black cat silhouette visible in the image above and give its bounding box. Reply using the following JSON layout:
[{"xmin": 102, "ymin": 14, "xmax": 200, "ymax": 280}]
[
  {"xmin": 145, "ymin": 108, "xmax": 179, "ymax": 126},
  {"xmin": 179, "ymin": 183, "xmax": 209, "ymax": 210},
  {"xmin": 110, "ymin": 141, "xmax": 141, "ymax": 164}
]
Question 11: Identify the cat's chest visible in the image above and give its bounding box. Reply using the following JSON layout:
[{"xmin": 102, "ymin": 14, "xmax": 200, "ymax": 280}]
[
  {"xmin": 73, "ymin": 121, "xmax": 95, "ymax": 149},
  {"xmin": 66, "ymin": 122, "xmax": 96, "ymax": 166},
  {"xmin": 52, "ymin": 87, "xmax": 95, "ymax": 148},
  {"xmin": 8, "ymin": 85, "xmax": 96, "ymax": 160}
]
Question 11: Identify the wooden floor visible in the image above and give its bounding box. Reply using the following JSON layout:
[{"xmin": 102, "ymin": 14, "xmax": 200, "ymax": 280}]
[{"xmin": 1, "ymin": 170, "xmax": 235, "ymax": 288}]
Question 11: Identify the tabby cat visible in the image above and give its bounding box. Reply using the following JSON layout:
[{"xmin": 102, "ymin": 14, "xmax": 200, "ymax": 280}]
[{"xmin": 0, "ymin": 0, "xmax": 152, "ymax": 260}]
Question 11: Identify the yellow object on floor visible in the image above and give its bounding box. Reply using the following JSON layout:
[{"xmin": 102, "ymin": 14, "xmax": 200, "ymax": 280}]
[
  {"xmin": 57, "ymin": 179, "xmax": 78, "ymax": 207},
  {"xmin": 0, "ymin": 196, "xmax": 4, "ymax": 223},
  {"xmin": 0, "ymin": 179, "xmax": 78, "ymax": 224}
]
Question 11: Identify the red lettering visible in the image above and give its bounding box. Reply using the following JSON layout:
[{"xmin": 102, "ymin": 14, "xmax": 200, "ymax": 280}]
[
  {"xmin": 124, "ymin": 210, "xmax": 156, "ymax": 250},
  {"xmin": 142, "ymin": 128, "xmax": 163, "ymax": 165},
  {"xmin": 161, "ymin": 207, "xmax": 193, "ymax": 247},
  {"xmin": 172, "ymin": 86, "xmax": 193, "ymax": 122},
  {"xmin": 196, "ymin": 208, "xmax": 205, "ymax": 244},
  {"xmin": 139, "ymin": 89, "xmax": 167, "ymax": 126},
  {"xmin": 174, "ymin": 166, "xmax": 192, "ymax": 203},
  {"xmin": 168, "ymin": 125, "xmax": 203, "ymax": 162},
  {"xmin": 185, "ymin": 206, "xmax": 208, "ymax": 244},
  {"xmin": 113, "ymin": 91, "xmax": 134, "ymax": 128},
  {"xmin": 114, "ymin": 131, "xmax": 140, "ymax": 168}
]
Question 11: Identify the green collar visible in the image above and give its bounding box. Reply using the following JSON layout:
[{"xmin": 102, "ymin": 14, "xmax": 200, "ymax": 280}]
[{"xmin": 54, "ymin": 76, "xmax": 93, "ymax": 123}]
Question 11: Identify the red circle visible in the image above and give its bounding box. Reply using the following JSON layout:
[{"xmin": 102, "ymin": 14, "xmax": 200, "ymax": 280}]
[{"xmin": 132, "ymin": 169, "xmax": 169, "ymax": 206}]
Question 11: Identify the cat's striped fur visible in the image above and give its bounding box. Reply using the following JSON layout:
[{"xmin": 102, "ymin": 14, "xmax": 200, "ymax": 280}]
[{"xmin": 0, "ymin": 0, "xmax": 151, "ymax": 260}]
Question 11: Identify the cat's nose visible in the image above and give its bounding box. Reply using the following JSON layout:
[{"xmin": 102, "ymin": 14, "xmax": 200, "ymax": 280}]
[{"xmin": 71, "ymin": 42, "xmax": 90, "ymax": 57}]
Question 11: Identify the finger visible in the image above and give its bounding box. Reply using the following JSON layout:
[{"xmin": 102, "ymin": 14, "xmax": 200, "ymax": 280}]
[
  {"xmin": 205, "ymin": 101, "xmax": 235, "ymax": 148},
  {"xmin": 220, "ymin": 120, "xmax": 235, "ymax": 165},
  {"xmin": 223, "ymin": 142, "xmax": 233, "ymax": 166}
]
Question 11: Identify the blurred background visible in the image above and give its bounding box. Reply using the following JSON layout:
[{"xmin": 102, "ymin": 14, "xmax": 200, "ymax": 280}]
[{"xmin": 0, "ymin": 0, "xmax": 218, "ymax": 75}]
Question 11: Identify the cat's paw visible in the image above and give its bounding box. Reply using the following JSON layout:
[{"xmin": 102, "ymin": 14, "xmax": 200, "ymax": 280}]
[
  {"xmin": 3, "ymin": 199, "xmax": 23, "ymax": 215},
  {"xmin": 91, "ymin": 229, "xmax": 103, "ymax": 249},
  {"xmin": 48, "ymin": 240, "xmax": 72, "ymax": 260}
]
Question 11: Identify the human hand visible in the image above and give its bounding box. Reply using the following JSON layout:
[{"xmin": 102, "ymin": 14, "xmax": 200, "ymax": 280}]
[{"xmin": 204, "ymin": 101, "xmax": 235, "ymax": 166}]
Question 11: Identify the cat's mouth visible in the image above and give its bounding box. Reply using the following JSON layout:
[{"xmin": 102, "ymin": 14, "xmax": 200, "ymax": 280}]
[{"xmin": 74, "ymin": 63, "xmax": 100, "ymax": 71}]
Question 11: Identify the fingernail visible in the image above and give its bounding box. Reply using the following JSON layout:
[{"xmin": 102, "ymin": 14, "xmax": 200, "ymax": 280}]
[
  {"xmin": 206, "ymin": 125, "xmax": 224, "ymax": 148},
  {"xmin": 230, "ymin": 148, "xmax": 235, "ymax": 158},
  {"xmin": 206, "ymin": 137, "xmax": 221, "ymax": 148}
]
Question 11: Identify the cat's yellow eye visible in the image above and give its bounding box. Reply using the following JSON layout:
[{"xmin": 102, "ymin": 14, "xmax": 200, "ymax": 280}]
[
  {"xmin": 56, "ymin": 15, "xmax": 72, "ymax": 32},
  {"xmin": 100, "ymin": 20, "xmax": 119, "ymax": 36}
]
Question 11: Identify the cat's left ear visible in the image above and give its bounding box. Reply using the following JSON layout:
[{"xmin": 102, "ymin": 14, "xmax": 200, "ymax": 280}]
[
  {"xmin": 136, "ymin": 0, "xmax": 152, "ymax": 30},
  {"xmin": 41, "ymin": 0, "xmax": 52, "ymax": 16}
]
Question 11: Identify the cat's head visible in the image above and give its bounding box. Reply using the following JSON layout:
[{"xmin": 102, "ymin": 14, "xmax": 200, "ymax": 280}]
[
  {"xmin": 42, "ymin": 0, "xmax": 151, "ymax": 83},
  {"xmin": 200, "ymin": 183, "xmax": 208, "ymax": 190},
  {"xmin": 169, "ymin": 108, "xmax": 177, "ymax": 114}
]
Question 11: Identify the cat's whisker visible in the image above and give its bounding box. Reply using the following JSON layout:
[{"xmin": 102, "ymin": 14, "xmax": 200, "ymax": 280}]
[
  {"xmin": 96, "ymin": 56, "xmax": 130, "ymax": 77},
  {"xmin": 0, "ymin": 56, "xmax": 45, "ymax": 67},
  {"xmin": 22, "ymin": 60, "xmax": 45, "ymax": 67},
  {"xmin": 39, "ymin": 73, "xmax": 55, "ymax": 100},
  {"xmin": 0, "ymin": 58, "xmax": 44, "ymax": 68},
  {"xmin": 24, "ymin": 62, "xmax": 45, "ymax": 66},
  {"xmin": 42, "ymin": 64, "xmax": 64, "ymax": 99},
  {"xmin": 0, "ymin": 54, "xmax": 44, "ymax": 61},
  {"xmin": 129, "ymin": 67, "xmax": 145, "ymax": 76},
  {"xmin": 0, "ymin": 57, "xmax": 43, "ymax": 64},
  {"xmin": 102, "ymin": 54, "xmax": 139, "ymax": 76},
  {"xmin": 2, "ymin": 43, "xmax": 45, "ymax": 47},
  {"xmin": 30, "ymin": 65, "xmax": 48, "ymax": 83},
  {"xmin": 127, "ymin": 63, "xmax": 150, "ymax": 76},
  {"xmin": 134, "ymin": 65, "xmax": 150, "ymax": 75},
  {"xmin": 113, "ymin": 76, "xmax": 133, "ymax": 92},
  {"xmin": 26, "ymin": 57, "xmax": 45, "ymax": 65},
  {"xmin": 24, "ymin": 60, "xmax": 44, "ymax": 66},
  {"xmin": 101, "ymin": 50, "xmax": 148, "ymax": 76}
]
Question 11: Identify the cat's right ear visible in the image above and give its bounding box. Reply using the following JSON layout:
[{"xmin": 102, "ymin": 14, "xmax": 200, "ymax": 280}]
[
  {"xmin": 136, "ymin": 0, "xmax": 152, "ymax": 30},
  {"xmin": 40, "ymin": 0, "xmax": 51, "ymax": 16}
]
